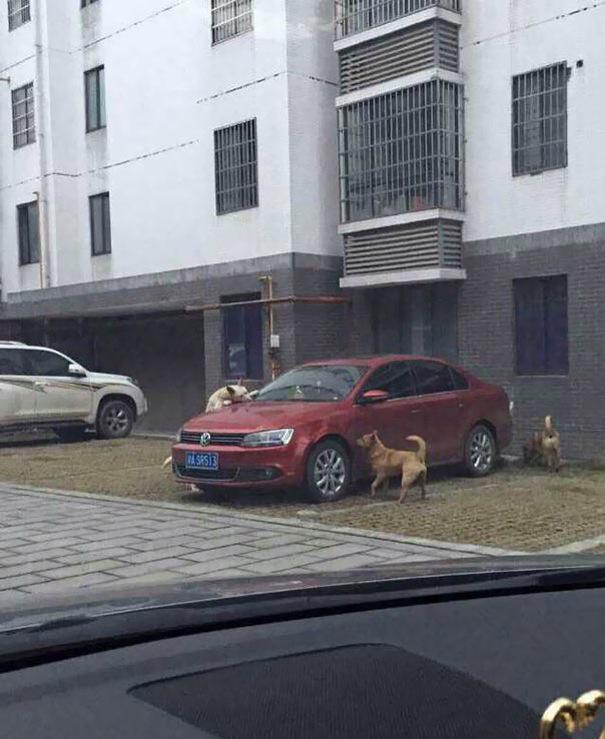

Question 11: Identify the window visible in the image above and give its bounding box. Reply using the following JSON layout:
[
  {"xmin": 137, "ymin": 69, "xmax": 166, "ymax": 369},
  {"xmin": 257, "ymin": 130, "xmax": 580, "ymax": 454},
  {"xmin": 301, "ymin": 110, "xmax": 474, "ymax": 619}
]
[
  {"xmin": 81, "ymin": 0, "xmax": 99, "ymax": 7},
  {"xmin": 24, "ymin": 350, "xmax": 70, "ymax": 377},
  {"xmin": 450, "ymin": 367, "xmax": 469, "ymax": 391},
  {"xmin": 335, "ymin": 0, "xmax": 460, "ymax": 39},
  {"xmin": 211, "ymin": 0, "xmax": 252, "ymax": 44},
  {"xmin": 85, "ymin": 66, "xmax": 106, "ymax": 132},
  {"xmin": 411, "ymin": 360, "xmax": 455, "ymax": 395},
  {"xmin": 214, "ymin": 119, "xmax": 258, "ymax": 215},
  {"xmin": 8, "ymin": 0, "xmax": 30, "ymax": 30},
  {"xmin": 0, "ymin": 349, "xmax": 26, "ymax": 375},
  {"xmin": 89, "ymin": 192, "xmax": 112, "ymax": 256},
  {"xmin": 363, "ymin": 361, "xmax": 416, "ymax": 400},
  {"xmin": 512, "ymin": 63, "xmax": 568, "ymax": 176},
  {"xmin": 222, "ymin": 293, "xmax": 263, "ymax": 379},
  {"xmin": 338, "ymin": 80, "xmax": 463, "ymax": 222},
  {"xmin": 12, "ymin": 82, "xmax": 35, "ymax": 149},
  {"xmin": 514, "ymin": 276, "xmax": 568, "ymax": 375},
  {"xmin": 17, "ymin": 201, "xmax": 40, "ymax": 266}
]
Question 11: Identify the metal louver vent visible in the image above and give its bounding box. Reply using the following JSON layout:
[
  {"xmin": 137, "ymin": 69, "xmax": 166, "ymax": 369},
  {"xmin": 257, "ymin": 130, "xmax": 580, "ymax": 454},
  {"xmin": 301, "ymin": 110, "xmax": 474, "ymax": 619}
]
[
  {"xmin": 343, "ymin": 219, "xmax": 462, "ymax": 276},
  {"xmin": 339, "ymin": 20, "xmax": 459, "ymax": 94}
]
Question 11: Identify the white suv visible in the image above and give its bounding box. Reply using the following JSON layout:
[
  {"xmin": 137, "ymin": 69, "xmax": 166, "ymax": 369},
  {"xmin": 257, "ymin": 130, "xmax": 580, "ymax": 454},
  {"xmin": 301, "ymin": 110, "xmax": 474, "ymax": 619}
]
[{"xmin": 0, "ymin": 342, "xmax": 148, "ymax": 441}]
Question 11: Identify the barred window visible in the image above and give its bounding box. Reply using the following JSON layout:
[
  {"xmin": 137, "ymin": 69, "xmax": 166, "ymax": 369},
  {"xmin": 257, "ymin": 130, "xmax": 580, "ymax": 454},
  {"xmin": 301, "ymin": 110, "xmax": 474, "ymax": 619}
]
[
  {"xmin": 85, "ymin": 66, "xmax": 106, "ymax": 132},
  {"xmin": 89, "ymin": 192, "xmax": 112, "ymax": 256},
  {"xmin": 12, "ymin": 83, "xmax": 35, "ymax": 149},
  {"xmin": 17, "ymin": 201, "xmax": 40, "ymax": 266},
  {"xmin": 214, "ymin": 120, "xmax": 258, "ymax": 215},
  {"xmin": 338, "ymin": 80, "xmax": 463, "ymax": 223},
  {"xmin": 8, "ymin": 0, "xmax": 30, "ymax": 31},
  {"xmin": 335, "ymin": 0, "xmax": 460, "ymax": 39},
  {"xmin": 211, "ymin": 0, "xmax": 252, "ymax": 44},
  {"xmin": 512, "ymin": 63, "xmax": 568, "ymax": 176}
]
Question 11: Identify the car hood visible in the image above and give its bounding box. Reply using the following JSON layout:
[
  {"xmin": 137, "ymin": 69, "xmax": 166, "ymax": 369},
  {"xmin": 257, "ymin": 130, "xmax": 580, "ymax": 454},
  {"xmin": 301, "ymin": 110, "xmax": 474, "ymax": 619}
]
[
  {"xmin": 184, "ymin": 400, "xmax": 343, "ymax": 433},
  {"xmin": 87, "ymin": 371, "xmax": 133, "ymax": 386},
  {"xmin": 1, "ymin": 555, "xmax": 604, "ymax": 633}
]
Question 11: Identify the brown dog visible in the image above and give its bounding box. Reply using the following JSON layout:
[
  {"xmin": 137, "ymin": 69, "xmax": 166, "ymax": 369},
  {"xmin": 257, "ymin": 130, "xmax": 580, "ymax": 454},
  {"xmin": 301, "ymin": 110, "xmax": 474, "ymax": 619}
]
[
  {"xmin": 357, "ymin": 431, "xmax": 427, "ymax": 504},
  {"xmin": 523, "ymin": 415, "xmax": 561, "ymax": 472},
  {"xmin": 541, "ymin": 415, "xmax": 561, "ymax": 473}
]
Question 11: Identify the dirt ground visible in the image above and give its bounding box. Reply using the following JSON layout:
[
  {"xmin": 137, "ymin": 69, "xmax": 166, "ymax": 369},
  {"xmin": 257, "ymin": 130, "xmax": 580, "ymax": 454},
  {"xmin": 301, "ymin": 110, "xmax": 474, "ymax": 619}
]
[{"xmin": 1, "ymin": 433, "xmax": 604, "ymax": 552}]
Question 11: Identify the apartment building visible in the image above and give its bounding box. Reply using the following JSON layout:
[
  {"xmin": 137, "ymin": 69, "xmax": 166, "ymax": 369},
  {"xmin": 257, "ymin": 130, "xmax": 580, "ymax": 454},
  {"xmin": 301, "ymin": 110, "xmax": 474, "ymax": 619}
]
[
  {"xmin": 336, "ymin": 0, "xmax": 605, "ymax": 459},
  {"xmin": 0, "ymin": 0, "xmax": 603, "ymax": 457},
  {"xmin": 0, "ymin": 0, "xmax": 344, "ymax": 431}
]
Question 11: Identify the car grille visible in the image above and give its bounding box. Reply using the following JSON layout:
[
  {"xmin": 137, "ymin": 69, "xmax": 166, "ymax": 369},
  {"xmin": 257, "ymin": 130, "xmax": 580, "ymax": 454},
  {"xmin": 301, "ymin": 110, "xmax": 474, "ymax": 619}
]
[
  {"xmin": 175, "ymin": 464, "xmax": 238, "ymax": 482},
  {"xmin": 179, "ymin": 431, "xmax": 246, "ymax": 446}
]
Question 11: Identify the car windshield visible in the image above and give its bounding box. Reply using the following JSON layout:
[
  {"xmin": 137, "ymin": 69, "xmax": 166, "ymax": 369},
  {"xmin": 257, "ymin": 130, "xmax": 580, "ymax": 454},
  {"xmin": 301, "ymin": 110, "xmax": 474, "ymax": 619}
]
[{"xmin": 256, "ymin": 365, "xmax": 365, "ymax": 402}]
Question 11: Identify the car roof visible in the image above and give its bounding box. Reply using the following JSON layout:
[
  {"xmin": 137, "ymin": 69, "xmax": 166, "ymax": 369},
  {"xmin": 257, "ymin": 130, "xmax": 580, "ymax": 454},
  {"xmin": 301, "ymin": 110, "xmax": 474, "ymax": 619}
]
[{"xmin": 301, "ymin": 354, "xmax": 452, "ymax": 368}]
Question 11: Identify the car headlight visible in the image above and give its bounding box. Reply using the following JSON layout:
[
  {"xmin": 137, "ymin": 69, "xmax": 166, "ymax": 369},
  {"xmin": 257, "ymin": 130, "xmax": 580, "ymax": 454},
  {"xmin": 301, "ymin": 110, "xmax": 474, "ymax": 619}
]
[
  {"xmin": 241, "ymin": 429, "xmax": 294, "ymax": 448},
  {"xmin": 176, "ymin": 426, "xmax": 183, "ymax": 442}
]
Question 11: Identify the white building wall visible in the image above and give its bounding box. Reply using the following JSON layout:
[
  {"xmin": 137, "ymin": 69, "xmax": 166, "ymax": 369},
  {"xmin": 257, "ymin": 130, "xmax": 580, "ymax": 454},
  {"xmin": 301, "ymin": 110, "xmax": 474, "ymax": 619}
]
[
  {"xmin": 462, "ymin": 0, "xmax": 605, "ymax": 242},
  {"xmin": 0, "ymin": 0, "xmax": 338, "ymax": 300}
]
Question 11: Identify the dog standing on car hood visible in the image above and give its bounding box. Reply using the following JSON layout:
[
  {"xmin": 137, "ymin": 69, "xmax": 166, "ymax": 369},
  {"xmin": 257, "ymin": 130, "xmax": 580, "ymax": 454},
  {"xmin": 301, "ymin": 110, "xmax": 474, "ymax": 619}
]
[
  {"xmin": 357, "ymin": 431, "xmax": 427, "ymax": 504},
  {"xmin": 162, "ymin": 381, "xmax": 252, "ymax": 470}
]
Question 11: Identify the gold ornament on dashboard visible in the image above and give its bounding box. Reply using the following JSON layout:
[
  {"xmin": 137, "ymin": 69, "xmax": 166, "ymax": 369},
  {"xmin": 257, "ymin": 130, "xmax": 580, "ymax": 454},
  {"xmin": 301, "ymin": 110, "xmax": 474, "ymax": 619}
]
[{"xmin": 540, "ymin": 690, "xmax": 605, "ymax": 739}]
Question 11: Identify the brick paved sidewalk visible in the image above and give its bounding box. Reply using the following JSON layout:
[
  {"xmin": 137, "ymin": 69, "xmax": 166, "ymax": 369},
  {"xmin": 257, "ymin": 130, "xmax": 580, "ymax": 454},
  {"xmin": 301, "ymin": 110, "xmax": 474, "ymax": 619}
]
[{"xmin": 0, "ymin": 483, "xmax": 513, "ymax": 603}]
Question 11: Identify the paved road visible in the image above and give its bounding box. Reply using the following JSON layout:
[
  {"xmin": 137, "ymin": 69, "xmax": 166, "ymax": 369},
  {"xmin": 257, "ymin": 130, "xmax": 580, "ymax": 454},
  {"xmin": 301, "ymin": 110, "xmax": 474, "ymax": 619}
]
[{"xmin": 0, "ymin": 484, "xmax": 484, "ymax": 603}]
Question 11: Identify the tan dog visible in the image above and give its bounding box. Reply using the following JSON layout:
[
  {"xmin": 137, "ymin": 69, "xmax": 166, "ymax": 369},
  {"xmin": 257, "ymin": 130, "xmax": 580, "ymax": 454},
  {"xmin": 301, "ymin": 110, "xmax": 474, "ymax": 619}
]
[
  {"xmin": 205, "ymin": 381, "xmax": 252, "ymax": 412},
  {"xmin": 357, "ymin": 431, "xmax": 427, "ymax": 504},
  {"xmin": 523, "ymin": 415, "xmax": 561, "ymax": 473},
  {"xmin": 541, "ymin": 415, "xmax": 561, "ymax": 473}
]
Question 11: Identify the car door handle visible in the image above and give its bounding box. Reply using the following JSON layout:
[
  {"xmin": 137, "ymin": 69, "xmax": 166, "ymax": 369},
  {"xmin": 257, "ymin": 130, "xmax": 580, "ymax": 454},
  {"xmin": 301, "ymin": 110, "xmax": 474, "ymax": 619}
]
[{"xmin": 411, "ymin": 409, "xmax": 422, "ymax": 415}]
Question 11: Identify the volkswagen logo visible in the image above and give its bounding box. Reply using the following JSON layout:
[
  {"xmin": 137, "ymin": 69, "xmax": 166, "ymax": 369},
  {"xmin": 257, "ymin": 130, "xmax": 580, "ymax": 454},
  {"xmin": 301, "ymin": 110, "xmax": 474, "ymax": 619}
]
[{"xmin": 200, "ymin": 432, "xmax": 211, "ymax": 447}]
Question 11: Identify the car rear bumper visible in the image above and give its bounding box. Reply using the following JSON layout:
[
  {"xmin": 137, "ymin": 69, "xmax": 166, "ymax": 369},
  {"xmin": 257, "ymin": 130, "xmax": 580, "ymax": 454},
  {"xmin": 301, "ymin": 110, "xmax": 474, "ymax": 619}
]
[{"xmin": 171, "ymin": 441, "xmax": 307, "ymax": 489}]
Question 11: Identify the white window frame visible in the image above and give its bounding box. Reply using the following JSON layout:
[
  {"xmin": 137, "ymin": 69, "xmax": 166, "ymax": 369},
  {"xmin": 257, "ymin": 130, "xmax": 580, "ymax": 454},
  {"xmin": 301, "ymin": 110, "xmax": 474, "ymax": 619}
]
[{"xmin": 211, "ymin": 0, "xmax": 253, "ymax": 45}]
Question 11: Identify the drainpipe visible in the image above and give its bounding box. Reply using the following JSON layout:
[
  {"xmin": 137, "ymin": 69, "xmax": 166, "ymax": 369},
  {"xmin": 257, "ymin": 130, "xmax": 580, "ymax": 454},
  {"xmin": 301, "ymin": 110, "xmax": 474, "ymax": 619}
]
[{"xmin": 34, "ymin": 0, "xmax": 51, "ymax": 289}]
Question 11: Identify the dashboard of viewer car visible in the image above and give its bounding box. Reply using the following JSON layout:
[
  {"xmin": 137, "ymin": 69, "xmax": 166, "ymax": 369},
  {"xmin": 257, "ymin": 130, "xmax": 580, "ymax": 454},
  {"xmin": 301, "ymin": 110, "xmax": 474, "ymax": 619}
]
[{"xmin": 0, "ymin": 584, "xmax": 601, "ymax": 738}]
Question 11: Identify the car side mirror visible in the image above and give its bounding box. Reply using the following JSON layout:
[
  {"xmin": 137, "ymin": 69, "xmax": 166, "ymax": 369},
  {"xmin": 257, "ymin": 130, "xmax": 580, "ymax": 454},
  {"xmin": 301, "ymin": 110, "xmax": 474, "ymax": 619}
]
[
  {"xmin": 68, "ymin": 363, "xmax": 87, "ymax": 378},
  {"xmin": 358, "ymin": 389, "xmax": 390, "ymax": 405}
]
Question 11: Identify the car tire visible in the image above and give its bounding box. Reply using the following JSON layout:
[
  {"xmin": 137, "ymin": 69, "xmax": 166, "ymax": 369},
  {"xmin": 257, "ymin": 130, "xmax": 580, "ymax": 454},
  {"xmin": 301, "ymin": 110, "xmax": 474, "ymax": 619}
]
[
  {"xmin": 464, "ymin": 424, "xmax": 497, "ymax": 477},
  {"xmin": 305, "ymin": 439, "xmax": 351, "ymax": 503},
  {"xmin": 97, "ymin": 399, "xmax": 134, "ymax": 440},
  {"xmin": 53, "ymin": 427, "xmax": 90, "ymax": 443}
]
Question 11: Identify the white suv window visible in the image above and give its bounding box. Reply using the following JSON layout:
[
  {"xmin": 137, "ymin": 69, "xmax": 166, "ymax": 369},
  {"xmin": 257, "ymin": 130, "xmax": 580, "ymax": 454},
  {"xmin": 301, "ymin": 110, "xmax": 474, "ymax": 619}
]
[
  {"xmin": 0, "ymin": 349, "xmax": 27, "ymax": 375},
  {"xmin": 24, "ymin": 350, "xmax": 71, "ymax": 377}
]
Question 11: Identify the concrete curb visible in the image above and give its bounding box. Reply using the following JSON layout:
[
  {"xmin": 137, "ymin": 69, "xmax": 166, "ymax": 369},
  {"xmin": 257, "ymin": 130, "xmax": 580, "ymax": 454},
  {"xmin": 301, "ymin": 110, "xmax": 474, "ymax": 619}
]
[
  {"xmin": 540, "ymin": 533, "xmax": 605, "ymax": 555},
  {"xmin": 0, "ymin": 482, "xmax": 522, "ymax": 558}
]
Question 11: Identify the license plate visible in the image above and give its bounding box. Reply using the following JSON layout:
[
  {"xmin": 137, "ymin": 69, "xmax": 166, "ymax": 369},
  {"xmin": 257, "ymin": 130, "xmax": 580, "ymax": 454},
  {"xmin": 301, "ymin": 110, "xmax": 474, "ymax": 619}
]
[{"xmin": 186, "ymin": 452, "xmax": 219, "ymax": 471}]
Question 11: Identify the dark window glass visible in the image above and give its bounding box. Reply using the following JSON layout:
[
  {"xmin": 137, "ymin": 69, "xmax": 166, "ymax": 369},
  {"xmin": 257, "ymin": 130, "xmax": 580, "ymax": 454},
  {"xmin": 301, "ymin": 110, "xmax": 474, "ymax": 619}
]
[
  {"xmin": 411, "ymin": 360, "xmax": 455, "ymax": 395},
  {"xmin": 0, "ymin": 349, "xmax": 27, "ymax": 375},
  {"xmin": 214, "ymin": 119, "xmax": 258, "ymax": 215},
  {"xmin": 363, "ymin": 361, "xmax": 416, "ymax": 399},
  {"xmin": 81, "ymin": 0, "xmax": 99, "ymax": 7},
  {"xmin": 24, "ymin": 350, "xmax": 70, "ymax": 377},
  {"xmin": 8, "ymin": 0, "xmax": 30, "ymax": 31},
  {"xmin": 512, "ymin": 63, "xmax": 568, "ymax": 175},
  {"xmin": 85, "ymin": 66, "xmax": 106, "ymax": 131},
  {"xmin": 222, "ymin": 293, "xmax": 263, "ymax": 379},
  {"xmin": 514, "ymin": 275, "xmax": 568, "ymax": 375},
  {"xmin": 12, "ymin": 82, "xmax": 35, "ymax": 148},
  {"xmin": 450, "ymin": 367, "xmax": 469, "ymax": 391},
  {"xmin": 17, "ymin": 201, "xmax": 40, "ymax": 266},
  {"xmin": 90, "ymin": 192, "xmax": 112, "ymax": 256}
]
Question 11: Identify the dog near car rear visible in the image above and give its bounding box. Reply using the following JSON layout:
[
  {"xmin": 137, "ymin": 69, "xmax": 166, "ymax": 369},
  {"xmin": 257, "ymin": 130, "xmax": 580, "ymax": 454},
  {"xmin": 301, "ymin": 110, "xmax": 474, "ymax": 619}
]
[{"xmin": 357, "ymin": 431, "xmax": 427, "ymax": 504}]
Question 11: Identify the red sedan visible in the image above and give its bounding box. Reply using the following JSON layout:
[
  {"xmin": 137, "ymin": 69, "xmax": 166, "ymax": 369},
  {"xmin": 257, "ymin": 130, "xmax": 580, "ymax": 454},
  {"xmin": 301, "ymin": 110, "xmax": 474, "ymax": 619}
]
[{"xmin": 172, "ymin": 356, "xmax": 512, "ymax": 502}]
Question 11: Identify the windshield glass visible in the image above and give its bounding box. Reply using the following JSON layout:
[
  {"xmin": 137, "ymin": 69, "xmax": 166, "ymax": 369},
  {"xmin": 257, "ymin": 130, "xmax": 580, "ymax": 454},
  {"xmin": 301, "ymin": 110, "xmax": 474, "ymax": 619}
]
[{"xmin": 256, "ymin": 365, "xmax": 365, "ymax": 402}]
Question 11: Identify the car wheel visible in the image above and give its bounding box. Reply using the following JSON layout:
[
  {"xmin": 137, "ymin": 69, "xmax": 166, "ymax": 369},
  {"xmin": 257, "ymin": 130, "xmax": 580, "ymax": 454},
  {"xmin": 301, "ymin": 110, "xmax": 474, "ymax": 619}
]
[
  {"xmin": 305, "ymin": 440, "xmax": 351, "ymax": 503},
  {"xmin": 97, "ymin": 400, "xmax": 134, "ymax": 440},
  {"xmin": 465, "ymin": 424, "xmax": 497, "ymax": 477},
  {"xmin": 53, "ymin": 427, "xmax": 90, "ymax": 443}
]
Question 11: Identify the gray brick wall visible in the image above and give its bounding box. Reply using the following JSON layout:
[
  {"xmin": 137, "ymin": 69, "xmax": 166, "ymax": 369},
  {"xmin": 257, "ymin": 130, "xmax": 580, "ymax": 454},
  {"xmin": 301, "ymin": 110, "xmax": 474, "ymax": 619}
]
[{"xmin": 459, "ymin": 234, "xmax": 605, "ymax": 461}]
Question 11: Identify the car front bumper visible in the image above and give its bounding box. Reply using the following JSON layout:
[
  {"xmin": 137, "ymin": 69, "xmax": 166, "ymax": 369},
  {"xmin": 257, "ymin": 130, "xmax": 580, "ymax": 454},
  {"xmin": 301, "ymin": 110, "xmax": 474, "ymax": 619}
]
[{"xmin": 171, "ymin": 440, "xmax": 307, "ymax": 489}]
